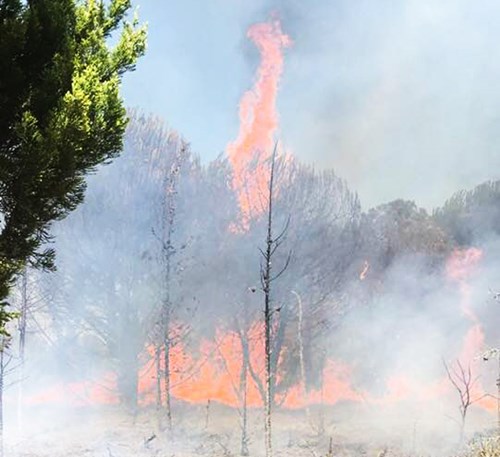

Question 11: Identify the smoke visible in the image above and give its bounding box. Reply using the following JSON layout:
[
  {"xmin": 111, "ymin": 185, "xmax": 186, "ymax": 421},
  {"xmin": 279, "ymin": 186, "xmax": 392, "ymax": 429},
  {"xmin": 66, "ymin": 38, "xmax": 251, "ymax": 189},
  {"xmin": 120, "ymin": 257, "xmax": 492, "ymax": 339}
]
[
  {"xmin": 5, "ymin": 115, "xmax": 500, "ymax": 456},
  {"xmin": 268, "ymin": 0, "xmax": 500, "ymax": 209},
  {"xmin": 129, "ymin": 0, "xmax": 500, "ymax": 211},
  {"xmin": 6, "ymin": 3, "xmax": 500, "ymax": 454},
  {"xmin": 122, "ymin": 0, "xmax": 500, "ymax": 209}
]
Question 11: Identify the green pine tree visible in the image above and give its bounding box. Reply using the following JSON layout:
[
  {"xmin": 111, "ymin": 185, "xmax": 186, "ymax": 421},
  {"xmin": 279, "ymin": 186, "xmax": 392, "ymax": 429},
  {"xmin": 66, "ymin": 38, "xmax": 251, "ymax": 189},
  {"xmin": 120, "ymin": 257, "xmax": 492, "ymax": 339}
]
[{"xmin": 0, "ymin": 0, "xmax": 147, "ymax": 335}]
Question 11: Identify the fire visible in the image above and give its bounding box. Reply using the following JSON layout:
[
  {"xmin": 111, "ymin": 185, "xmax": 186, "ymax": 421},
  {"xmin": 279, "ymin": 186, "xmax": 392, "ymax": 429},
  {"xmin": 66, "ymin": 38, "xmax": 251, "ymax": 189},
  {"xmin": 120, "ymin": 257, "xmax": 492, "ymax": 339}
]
[
  {"xmin": 444, "ymin": 247, "xmax": 497, "ymax": 411},
  {"xmin": 23, "ymin": 248, "xmax": 499, "ymax": 417},
  {"xmin": 139, "ymin": 326, "xmax": 361, "ymax": 409},
  {"xmin": 445, "ymin": 247, "xmax": 483, "ymax": 283},
  {"xmin": 26, "ymin": 374, "xmax": 118, "ymax": 407},
  {"xmin": 283, "ymin": 361, "xmax": 365, "ymax": 408},
  {"xmin": 446, "ymin": 247, "xmax": 482, "ymax": 320},
  {"xmin": 445, "ymin": 248, "xmax": 483, "ymax": 351},
  {"xmin": 227, "ymin": 17, "xmax": 292, "ymax": 225},
  {"xmin": 359, "ymin": 260, "xmax": 370, "ymax": 280},
  {"xmin": 446, "ymin": 248, "xmax": 485, "ymax": 380},
  {"xmin": 24, "ymin": 325, "xmax": 363, "ymax": 410}
]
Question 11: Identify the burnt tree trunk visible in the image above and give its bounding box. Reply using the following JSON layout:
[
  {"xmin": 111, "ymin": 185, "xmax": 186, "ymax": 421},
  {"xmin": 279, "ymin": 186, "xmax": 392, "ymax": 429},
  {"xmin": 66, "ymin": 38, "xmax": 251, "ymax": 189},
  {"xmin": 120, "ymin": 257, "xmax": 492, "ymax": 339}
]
[
  {"xmin": 158, "ymin": 144, "xmax": 186, "ymax": 431},
  {"xmin": 262, "ymin": 153, "xmax": 275, "ymax": 457},
  {"xmin": 259, "ymin": 143, "xmax": 290, "ymax": 457}
]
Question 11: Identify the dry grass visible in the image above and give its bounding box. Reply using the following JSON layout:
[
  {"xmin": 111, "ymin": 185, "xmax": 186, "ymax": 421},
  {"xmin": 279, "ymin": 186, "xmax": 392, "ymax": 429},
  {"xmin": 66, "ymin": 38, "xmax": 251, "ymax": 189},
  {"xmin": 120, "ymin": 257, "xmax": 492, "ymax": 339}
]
[
  {"xmin": 464, "ymin": 437, "xmax": 500, "ymax": 457},
  {"xmin": 5, "ymin": 402, "xmax": 498, "ymax": 457}
]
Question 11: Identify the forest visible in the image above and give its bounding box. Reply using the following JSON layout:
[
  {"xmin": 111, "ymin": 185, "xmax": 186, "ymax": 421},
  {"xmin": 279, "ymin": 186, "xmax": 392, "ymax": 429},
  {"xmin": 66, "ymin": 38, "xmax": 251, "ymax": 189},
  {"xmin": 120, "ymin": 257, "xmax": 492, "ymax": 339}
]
[
  {"xmin": 2, "ymin": 1, "xmax": 500, "ymax": 457},
  {"xmin": 4, "ymin": 111, "xmax": 500, "ymax": 456}
]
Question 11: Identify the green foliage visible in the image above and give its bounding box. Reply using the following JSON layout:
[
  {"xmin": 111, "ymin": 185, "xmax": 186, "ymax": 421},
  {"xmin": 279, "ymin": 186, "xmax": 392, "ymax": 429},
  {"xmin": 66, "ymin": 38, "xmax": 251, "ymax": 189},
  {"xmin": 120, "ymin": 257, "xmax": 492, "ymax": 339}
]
[{"xmin": 0, "ymin": 0, "xmax": 146, "ymax": 334}]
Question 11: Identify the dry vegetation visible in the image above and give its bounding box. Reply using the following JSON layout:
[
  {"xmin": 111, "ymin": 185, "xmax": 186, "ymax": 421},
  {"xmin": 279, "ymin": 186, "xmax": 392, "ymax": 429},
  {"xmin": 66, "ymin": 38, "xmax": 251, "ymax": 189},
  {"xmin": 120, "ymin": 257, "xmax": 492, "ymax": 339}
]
[{"xmin": 4, "ymin": 401, "xmax": 498, "ymax": 457}]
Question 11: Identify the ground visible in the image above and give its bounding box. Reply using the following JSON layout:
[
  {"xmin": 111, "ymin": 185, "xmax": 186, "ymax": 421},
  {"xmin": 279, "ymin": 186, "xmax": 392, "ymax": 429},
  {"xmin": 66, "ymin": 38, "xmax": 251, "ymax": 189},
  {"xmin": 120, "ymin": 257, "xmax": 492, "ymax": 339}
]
[{"xmin": 5, "ymin": 401, "xmax": 497, "ymax": 456}]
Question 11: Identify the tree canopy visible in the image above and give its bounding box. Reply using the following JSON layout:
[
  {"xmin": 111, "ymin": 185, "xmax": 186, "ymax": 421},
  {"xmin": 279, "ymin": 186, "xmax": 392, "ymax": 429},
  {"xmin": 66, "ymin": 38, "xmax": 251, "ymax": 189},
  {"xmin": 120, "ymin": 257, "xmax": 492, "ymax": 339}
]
[{"xmin": 0, "ymin": 0, "xmax": 146, "ymax": 334}]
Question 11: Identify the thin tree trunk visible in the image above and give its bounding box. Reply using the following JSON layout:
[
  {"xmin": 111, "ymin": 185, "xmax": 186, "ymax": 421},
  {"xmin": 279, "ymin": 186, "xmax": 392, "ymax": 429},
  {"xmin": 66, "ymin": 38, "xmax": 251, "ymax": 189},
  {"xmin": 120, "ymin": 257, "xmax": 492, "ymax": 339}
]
[
  {"xmin": 240, "ymin": 331, "xmax": 249, "ymax": 456},
  {"xmin": 17, "ymin": 269, "xmax": 27, "ymax": 433},
  {"xmin": 18, "ymin": 271, "xmax": 27, "ymax": 362},
  {"xmin": 162, "ymin": 233, "xmax": 173, "ymax": 429},
  {"xmin": 160, "ymin": 147, "xmax": 184, "ymax": 431},
  {"xmin": 260, "ymin": 143, "xmax": 288, "ymax": 457},
  {"xmin": 293, "ymin": 291, "xmax": 311, "ymax": 426},
  {"xmin": 164, "ymin": 326, "xmax": 172, "ymax": 430},
  {"xmin": 264, "ymin": 298, "xmax": 272, "ymax": 457},
  {"xmin": 270, "ymin": 305, "xmax": 288, "ymax": 407},
  {"xmin": 497, "ymin": 355, "xmax": 500, "ymax": 437},
  {"xmin": 263, "ymin": 147, "xmax": 277, "ymax": 457},
  {"xmin": 161, "ymin": 248, "xmax": 173, "ymax": 431},
  {"xmin": 205, "ymin": 399, "xmax": 211, "ymax": 429},
  {"xmin": 155, "ymin": 345, "xmax": 162, "ymax": 429},
  {"xmin": 155, "ymin": 346, "xmax": 162, "ymax": 408}
]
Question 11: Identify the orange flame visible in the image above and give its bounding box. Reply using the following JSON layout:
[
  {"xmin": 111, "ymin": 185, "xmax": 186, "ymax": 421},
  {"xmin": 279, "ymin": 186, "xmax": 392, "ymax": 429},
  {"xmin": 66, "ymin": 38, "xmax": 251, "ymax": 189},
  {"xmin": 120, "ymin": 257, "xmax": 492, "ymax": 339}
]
[
  {"xmin": 359, "ymin": 260, "xmax": 370, "ymax": 280},
  {"xmin": 444, "ymin": 247, "xmax": 496, "ymax": 411},
  {"xmin": 446, "ymin": 248, "xmax": 482, "ymax": 319},
  {"xmin": 23, "ymin": 248, "xmax": 499, "ymax": 416},
  {"xmin": 227, "ymin": 18, "xmax": 292, "ymax": 225}
]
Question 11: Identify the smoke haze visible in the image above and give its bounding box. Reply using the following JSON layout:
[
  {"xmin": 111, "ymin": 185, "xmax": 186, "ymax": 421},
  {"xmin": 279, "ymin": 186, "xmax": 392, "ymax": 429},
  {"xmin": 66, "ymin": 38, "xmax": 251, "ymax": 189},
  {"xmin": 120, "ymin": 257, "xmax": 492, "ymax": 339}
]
[{"xmin": 124, "ymin": 0, "xmax": 500, "ymax": 209}]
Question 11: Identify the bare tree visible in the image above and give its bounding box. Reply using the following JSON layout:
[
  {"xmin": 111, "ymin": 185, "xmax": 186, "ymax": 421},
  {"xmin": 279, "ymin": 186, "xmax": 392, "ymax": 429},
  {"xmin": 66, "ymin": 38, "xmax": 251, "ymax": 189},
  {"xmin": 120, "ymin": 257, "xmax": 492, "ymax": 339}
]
[
  {"xmin": 443, "ymin": 359, "xmax": 484, "ymax": 443},
  {"xmin": 259, "ymin": 143, "xmax": 291, "ymax": 457},
  {"xmin": 258, "ymin": 160, "xmax": 360, "ymax": 408},
  {"xmin": 152, "ymin": 141, "xmax": 192, "ymax": 431},
  {"xmin": 292, "ymin": 290, "xmax": 313, "ymax": 427}
]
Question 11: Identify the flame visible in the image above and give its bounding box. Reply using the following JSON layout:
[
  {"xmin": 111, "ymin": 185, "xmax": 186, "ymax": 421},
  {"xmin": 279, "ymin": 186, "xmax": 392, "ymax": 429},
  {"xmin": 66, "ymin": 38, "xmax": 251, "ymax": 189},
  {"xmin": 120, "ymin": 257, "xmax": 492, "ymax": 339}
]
[
  {"xmin": 359, "ymin": 260, "xmax": 370, "ymax": 280},
  {"xmin": 446, "ymin": 248, "xmax": 483, "ymax": 355},
  {"xmin": 444, "ymin": 247, "xmax": 497, "ymax": 412},
  {"xmin": 446, "ymin": 247, "xmax": 482, "ymax": 322},
  {"xmin": 24, "ymin": 325, "xmax": 362, "ymax": 410},
  {"xmin": 23, "ymin": 248, "xmax": 500, "ymax": 416},
  {"xmin": 282, "ymin": 361, "xmax": 365, "ymax": 408},
  {"xmin": 26, "ymin": 374, "xmax": 118, "ymax": 407},
  {"xmin": 227, "ymin": 18, "xmax": 292, "ymax": 225}
]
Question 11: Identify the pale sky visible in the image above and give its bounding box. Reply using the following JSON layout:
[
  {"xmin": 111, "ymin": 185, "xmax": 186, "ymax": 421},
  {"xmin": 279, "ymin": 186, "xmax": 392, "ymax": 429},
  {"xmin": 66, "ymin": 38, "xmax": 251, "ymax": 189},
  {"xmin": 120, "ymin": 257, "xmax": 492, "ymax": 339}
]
[{"xmin": 122, "ymin": 0, "xmax": 500, "ymax": 210}]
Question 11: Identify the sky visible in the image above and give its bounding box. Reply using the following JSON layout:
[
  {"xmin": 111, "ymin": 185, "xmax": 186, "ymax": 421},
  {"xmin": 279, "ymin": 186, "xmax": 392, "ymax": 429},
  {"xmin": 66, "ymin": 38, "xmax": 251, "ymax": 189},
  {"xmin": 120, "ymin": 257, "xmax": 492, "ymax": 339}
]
[{"xmin": 122, "ymin": 0, "xmax": 500, "ymax": 210}]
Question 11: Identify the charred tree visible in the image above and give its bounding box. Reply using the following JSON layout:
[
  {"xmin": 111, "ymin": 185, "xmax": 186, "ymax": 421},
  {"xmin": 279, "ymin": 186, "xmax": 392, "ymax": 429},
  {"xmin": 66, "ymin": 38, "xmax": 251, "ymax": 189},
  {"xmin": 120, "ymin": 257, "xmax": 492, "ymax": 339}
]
[
  {"xmin": 259, "ymin": 143, "xmax": 291, "ymax": 457},
  {"xmin": 154, "ymin": 142, "xmax": 188, "ymax": 430}
]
